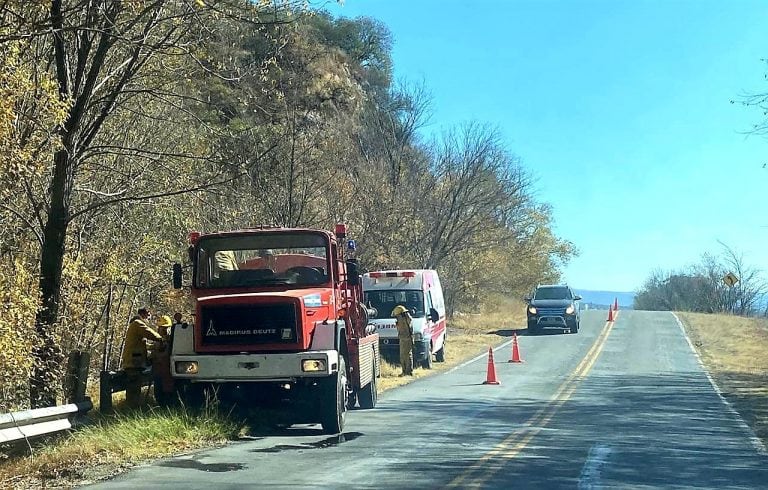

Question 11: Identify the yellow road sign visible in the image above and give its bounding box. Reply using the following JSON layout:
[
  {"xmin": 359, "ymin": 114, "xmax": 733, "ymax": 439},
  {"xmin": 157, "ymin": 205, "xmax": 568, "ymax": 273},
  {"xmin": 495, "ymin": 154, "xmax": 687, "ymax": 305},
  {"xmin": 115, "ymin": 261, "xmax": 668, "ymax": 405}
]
[{"xmin": 723, "ymin": 272, "xmax": 739, "ymax": 287}]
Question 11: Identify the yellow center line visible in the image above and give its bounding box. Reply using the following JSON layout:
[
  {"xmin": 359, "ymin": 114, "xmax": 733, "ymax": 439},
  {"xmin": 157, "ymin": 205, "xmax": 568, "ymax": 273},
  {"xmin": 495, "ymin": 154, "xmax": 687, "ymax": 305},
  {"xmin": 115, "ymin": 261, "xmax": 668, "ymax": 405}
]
[{"xmin": 448, "ymin": 311, "xmax": 620, "ymax": 488}]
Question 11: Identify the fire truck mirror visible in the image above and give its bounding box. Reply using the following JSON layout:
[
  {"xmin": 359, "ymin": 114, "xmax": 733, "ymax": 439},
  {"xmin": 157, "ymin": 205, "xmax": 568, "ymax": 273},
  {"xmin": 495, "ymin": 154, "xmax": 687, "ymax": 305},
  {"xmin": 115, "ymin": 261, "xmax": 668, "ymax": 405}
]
[
  {"xmin": 172, "ymin": 263, "xmax": 183, "ymax": 289},
  {"xmin": 346, "ymin": 260, "xmax": 360, "ymax": 286}
]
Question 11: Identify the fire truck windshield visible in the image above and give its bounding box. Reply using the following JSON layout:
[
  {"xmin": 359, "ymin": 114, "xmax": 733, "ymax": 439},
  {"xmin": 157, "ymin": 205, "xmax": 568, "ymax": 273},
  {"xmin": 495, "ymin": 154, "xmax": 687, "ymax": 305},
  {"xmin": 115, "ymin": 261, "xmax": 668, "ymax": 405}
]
[{"xmin": 194, "ymin": 233, "xmax": 330, "ymax": 288}]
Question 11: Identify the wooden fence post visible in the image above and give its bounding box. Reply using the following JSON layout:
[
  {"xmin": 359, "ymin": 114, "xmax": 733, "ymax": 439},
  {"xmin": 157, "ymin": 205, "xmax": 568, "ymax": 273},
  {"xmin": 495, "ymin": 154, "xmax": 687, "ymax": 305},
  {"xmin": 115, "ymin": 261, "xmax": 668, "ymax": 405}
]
[
  {"xmin": 99, "ymin": 370, "xmax": 113, "ymax": 413},
  {"xmin": 65, "ymin": 351, "xmax": 91, "ymax": 404}
]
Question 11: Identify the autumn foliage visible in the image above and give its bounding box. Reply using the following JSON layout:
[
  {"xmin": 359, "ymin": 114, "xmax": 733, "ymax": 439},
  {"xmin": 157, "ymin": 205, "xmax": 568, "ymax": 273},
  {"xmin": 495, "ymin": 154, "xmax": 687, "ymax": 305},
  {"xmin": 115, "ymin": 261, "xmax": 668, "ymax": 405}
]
[{"xmin": 0, "ymin": 2, "xmax": 574, "ymax": 410}]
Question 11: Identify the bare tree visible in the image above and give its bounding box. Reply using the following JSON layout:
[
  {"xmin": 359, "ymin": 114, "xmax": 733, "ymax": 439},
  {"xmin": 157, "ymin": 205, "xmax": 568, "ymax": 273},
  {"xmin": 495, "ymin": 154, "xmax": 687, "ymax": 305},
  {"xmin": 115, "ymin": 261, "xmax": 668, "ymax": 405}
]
[
  {"xmin": 718, "ymin": 241, "xmax": 767, "ymax": 315},
  {"xmin": 0, "ymin": 0, "xmax": 298, "ymax": 407}
]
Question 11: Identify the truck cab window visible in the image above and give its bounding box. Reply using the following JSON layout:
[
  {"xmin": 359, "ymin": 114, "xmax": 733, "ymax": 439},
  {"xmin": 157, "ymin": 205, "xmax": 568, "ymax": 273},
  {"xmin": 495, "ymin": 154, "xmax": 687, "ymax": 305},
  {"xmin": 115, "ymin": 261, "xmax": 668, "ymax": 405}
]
[{"xmin": 195, "ymin": 234, "xmax": 330, "ymax": 289}]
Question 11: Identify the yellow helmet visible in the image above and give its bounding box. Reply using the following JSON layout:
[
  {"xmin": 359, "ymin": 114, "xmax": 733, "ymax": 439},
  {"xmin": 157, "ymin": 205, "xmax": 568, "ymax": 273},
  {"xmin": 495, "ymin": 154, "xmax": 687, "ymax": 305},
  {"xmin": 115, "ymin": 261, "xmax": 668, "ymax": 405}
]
[
  {"xmin": 391, "ymin": 305, "xmax": 408, "ymax": 317},
  {"xmin": 157, "ymin": 315, "xmax": 173, "ymax": 328}
]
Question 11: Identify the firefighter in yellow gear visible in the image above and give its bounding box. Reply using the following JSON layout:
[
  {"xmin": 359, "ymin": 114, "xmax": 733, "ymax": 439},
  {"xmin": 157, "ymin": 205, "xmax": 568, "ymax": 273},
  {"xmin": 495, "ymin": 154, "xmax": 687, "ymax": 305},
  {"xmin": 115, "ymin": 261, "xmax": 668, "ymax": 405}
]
[
  {"xmin": 121, "ymin": 308, "xmax": 164, "ymax": 408},
  {"xmin": 392, "ymin": 305, "xmax": 414, "ymax": 376},
  {"xmin": 155, "ymin": 315, "xmax": 173, "ymax": 340},
  {"xmin": 152, "ymin": 315, "xmax": 174, "ymax": 405}
]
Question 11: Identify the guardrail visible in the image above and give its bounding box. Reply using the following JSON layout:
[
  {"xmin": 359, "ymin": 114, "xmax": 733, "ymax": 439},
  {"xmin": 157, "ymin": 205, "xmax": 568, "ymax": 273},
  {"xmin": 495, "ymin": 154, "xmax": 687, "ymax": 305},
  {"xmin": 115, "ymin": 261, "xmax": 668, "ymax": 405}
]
[
  {"xmin": 0, "ymin": 400, "xmax": 93, "ymax": 446},
  {"xmin": 0, "ymin": 351, "xmax": 159, "ymax": 449}
]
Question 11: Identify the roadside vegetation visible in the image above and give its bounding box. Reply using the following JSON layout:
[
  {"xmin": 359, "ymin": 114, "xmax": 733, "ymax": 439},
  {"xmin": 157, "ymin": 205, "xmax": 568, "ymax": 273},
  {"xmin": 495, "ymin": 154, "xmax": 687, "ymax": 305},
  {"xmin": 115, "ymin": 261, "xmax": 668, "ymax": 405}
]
[
  {"xmin": 0, "ymin": 403, "xmax": 241, "ymax": 489},
  {"xmin": 634, "ymin": 242, "xmax": 766, "ymax": 315},
  {"xmin": 677, "ymin": 312, "xmax": 768, "ymax": 448}
]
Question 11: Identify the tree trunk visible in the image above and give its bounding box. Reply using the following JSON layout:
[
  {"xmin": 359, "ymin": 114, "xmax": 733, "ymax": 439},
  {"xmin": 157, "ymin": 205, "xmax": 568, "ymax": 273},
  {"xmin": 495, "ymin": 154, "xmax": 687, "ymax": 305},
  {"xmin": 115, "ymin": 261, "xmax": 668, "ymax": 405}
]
[{"xmin": 30, "ymin": 147, "xmax": 72, "ymax": 408}]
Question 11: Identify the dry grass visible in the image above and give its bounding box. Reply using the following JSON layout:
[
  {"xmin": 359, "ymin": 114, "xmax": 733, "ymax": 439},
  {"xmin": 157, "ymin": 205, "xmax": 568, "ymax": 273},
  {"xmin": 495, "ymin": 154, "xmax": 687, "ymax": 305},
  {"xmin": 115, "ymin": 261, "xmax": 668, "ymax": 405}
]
[
  {"xmin": 0, "ymin": 296, "xmax": 529, "ymax": 487},
  {"xmin": 0, "ymin": 404, "xmax": 241, "ymax": 489},
  {"xmin": 677, "ymin": 312, "xmax": 768, "ymax": 448}
]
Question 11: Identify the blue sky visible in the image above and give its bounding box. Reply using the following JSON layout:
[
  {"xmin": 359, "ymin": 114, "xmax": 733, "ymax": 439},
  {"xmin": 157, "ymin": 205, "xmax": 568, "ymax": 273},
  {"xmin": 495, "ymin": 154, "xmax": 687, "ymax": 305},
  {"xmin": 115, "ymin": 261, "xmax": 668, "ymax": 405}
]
[{"xmin": 328, "ymin": 0, "xmax": 768, "ymax": 292}]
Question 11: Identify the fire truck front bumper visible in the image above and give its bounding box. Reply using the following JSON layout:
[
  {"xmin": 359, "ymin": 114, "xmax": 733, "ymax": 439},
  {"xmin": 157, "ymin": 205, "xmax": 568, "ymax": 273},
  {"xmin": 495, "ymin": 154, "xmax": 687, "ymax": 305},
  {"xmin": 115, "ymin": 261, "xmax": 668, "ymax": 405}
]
[{"xmin": 171, "ymin": 351, "xmax": 339, "ymax": 382}]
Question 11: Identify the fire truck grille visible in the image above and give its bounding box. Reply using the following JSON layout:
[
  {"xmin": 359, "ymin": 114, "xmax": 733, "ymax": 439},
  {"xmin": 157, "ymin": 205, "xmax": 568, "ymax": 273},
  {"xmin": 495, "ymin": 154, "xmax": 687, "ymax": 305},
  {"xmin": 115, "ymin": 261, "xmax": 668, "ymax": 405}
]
[{"xmin": 200, "ymin": 303, "xmax": 298, "ymax": 346}]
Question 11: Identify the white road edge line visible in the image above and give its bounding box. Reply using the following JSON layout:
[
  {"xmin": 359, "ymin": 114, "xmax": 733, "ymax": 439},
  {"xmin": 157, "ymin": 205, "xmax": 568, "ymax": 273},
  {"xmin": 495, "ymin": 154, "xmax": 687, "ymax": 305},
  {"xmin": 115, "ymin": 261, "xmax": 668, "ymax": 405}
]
[
  {"xmin": 578, "ymin": 443, "xmax": 611, "ymax": 490},
  {"xmin": 671, "ymin": 312, "xmax": 768, "ymax": 456},
  {"xmin": 447, "ymin": 339, "xmax": 514, "ymax": 373}
]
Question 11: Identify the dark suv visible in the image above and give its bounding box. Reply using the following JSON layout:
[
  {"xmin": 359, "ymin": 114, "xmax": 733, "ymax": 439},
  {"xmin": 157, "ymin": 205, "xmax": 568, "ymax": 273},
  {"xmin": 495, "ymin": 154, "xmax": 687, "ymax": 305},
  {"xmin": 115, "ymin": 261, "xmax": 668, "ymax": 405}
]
[{"xmin": 526, "ymin": 284, "xmax": 581, "ymax": 334}]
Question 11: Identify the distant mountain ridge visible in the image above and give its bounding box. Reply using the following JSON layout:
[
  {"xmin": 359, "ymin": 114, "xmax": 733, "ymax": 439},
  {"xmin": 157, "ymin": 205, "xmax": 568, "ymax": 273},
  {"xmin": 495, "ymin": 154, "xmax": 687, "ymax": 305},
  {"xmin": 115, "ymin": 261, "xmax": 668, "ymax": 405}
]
[{"xmin": 574, "ymin": 289, "xmax": 635, "ymax": 309}]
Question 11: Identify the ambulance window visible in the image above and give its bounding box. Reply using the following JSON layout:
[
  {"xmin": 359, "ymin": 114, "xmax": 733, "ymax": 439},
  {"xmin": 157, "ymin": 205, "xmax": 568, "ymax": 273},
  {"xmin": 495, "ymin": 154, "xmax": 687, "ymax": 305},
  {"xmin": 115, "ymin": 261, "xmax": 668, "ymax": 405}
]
[{"xmin": 364, "ymin": 290, "xmax": 425, "ymax": 318}]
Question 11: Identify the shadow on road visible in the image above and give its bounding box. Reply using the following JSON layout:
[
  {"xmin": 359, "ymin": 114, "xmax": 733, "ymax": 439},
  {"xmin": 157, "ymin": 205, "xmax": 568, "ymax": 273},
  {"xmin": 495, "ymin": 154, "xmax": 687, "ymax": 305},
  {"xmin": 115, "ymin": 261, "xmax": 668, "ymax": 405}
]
[{"xmin": 349, "ymin": 371, "xmax": 768, "ymax": 489}]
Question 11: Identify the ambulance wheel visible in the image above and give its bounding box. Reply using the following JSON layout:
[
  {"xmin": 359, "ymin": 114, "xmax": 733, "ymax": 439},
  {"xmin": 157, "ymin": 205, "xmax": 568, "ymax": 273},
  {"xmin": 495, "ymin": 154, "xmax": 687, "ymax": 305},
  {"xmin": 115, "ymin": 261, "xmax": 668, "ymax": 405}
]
[
  {"xmin": 435, "ymin": 340, "xmax": 446, "ymax": 363},
  {"xmin": 421, "ymin": 347, "xmax": 433, "ymax": 369},
  {"xmin": 358, "ymin": 372, "xmax": 377, "ymax": 409},
  {"xmin": 320, "ymin": 355, "xmax": 348, "ymax": 434}
]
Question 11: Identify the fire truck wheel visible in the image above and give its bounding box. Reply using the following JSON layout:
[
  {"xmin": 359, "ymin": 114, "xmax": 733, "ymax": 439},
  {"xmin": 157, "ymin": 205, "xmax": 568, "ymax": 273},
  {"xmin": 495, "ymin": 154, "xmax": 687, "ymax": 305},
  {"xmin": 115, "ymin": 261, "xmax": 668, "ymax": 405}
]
[
  {"xmin": 153, "ymin": 379, "xmax": 174, "ymax": 407},
  {"xmin": 435, "ymin": 339, "xmax": 446, "ymax": 363},
  {"xmin": 320, "ymin": 355, "xmax": 348, "ymax": 434},
  {"xmin": 178, "ymin": 382, "xmax": 205, "ymax": 410},
  {"xmin": 357, "ymin": 371, "xmax": 377, "ymax": 409}
]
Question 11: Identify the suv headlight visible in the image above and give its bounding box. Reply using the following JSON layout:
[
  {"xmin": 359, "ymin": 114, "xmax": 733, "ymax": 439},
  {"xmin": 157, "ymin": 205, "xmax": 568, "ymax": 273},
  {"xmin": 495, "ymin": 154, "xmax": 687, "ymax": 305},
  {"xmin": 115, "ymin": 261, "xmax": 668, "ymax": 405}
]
[
  {"xmin": 528, "ymin": 306, "xmax": 537, "ymax": 315},
  {"xmin": 565, "ymin": 305, "xmax": 575, "ymax": 315}
]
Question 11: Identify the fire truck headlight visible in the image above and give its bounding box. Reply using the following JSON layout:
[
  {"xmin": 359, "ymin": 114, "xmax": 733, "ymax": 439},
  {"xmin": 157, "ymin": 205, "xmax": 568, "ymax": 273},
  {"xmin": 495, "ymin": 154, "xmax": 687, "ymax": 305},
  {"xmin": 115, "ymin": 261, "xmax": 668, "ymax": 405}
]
[
  {"xmin": 302, "ymin": 359, "xmax": 327, "ymax": 372},
  {"xmin": 175, "ymin": 361, "xmax": 198, "ymax": 375}
]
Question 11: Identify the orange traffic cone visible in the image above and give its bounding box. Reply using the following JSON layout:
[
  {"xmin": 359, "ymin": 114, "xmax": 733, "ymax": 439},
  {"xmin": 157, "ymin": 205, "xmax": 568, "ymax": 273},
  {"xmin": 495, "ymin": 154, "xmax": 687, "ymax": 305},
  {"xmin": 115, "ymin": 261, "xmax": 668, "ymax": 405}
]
[
  {"xmin": 508, "ymin": 333, "xmax": 524, "ymax": 363},
  {"xmin": 607, "ymin": 307, "xmax": 614, "ymax": 322},
  {"xmin": 483, "ymin": 347, "xmax": 500, "ymax": 385},
  {"xmin": 614, "ymin": 298, "xmax": 619, "ymax": 311}
]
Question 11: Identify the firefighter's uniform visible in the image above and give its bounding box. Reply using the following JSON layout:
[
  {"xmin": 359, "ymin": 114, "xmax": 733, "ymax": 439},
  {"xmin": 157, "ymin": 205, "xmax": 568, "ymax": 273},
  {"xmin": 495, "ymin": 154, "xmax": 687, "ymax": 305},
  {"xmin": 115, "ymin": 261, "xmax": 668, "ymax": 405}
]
[
  {"xmin": 392, "ymin": 305, "xmax": 414, "ymax": 376},
  {"xmin": 122, "ymin": 316, "xmax": 163, "ymax": 407},
  {"xmin": 152, "ymin": 315, "xmax": 174, "ymax": 405}
]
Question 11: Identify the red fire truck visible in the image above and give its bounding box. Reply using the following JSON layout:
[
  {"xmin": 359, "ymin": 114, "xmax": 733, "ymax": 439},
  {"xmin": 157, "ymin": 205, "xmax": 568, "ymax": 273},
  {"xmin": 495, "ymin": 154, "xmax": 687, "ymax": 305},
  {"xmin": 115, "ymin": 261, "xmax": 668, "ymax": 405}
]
[{"xmin": 163, "ymin": 224, "xmax": 379, "ymax": 433}]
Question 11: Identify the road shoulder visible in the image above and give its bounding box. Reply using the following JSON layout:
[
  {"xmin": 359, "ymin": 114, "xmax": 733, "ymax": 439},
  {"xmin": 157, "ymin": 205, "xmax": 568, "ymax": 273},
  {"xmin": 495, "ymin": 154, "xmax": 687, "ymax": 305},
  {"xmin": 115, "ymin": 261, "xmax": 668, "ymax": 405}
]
[{"xmin": 676, "ymin": 312, "xmax": 768, "ymax": 453}]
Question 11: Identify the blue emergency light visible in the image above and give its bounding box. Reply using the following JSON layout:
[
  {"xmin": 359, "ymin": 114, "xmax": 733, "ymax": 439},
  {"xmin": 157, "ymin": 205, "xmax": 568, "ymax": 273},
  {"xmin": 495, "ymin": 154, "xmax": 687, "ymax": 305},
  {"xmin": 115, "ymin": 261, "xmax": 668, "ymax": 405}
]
[{"xmin": 347, "ymin": 239, "xmax": 356, "ymax": 251}]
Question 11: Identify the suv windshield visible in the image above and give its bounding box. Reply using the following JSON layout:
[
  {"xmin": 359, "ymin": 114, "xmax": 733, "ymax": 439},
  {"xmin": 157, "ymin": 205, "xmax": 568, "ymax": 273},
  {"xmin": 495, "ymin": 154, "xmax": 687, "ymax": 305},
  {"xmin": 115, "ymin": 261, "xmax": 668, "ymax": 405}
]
[
  {"xmin": 365, "ymin": 290, "xmax": 425, "ymax": 318},
  {"xmin": 534, "ymin": 287, "xmax": 572, "ymax": 300},
  {"xmin": 195, "ymin": 233, "xmax": 329, "ymax": 288}
]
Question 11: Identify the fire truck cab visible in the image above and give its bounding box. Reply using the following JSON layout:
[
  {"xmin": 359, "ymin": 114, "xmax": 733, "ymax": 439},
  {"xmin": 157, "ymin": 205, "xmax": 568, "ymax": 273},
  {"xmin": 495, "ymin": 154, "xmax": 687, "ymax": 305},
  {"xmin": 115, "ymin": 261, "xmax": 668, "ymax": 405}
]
[
  {"xmin": 165, "ymin": 225, "xmax": 379, "ymax": 434},
  {"xmin": 362, "ymin": 270, "xmax": 447, "ymax": 369}
]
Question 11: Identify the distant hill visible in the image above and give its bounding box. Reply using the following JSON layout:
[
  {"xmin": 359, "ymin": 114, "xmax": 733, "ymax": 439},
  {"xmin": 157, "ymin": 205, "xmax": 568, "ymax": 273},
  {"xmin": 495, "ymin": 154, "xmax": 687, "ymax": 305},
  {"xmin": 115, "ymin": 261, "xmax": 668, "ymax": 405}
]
[{"xmin": 574, "ymin": 289, "xmax": 635, "ymax": 309}]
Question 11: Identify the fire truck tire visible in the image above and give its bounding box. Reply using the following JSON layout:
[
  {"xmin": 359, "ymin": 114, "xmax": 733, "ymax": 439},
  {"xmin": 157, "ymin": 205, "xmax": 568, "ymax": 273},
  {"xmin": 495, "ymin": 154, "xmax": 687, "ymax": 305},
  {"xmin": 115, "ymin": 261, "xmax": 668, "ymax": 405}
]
[
  {"xmin": 357, "ymin": 371, "xmax": 377, "ymax": 409},
  {"xmin": 154, "ymin": 379, "xmax": 174, "ymax": 407},
  {"xmin": 178, "ymin": 382, "xmax": 205, "ymax": 410},
  {"xmin": 320, "ymin": 355, "xmax": 348, "ymax": 434}
]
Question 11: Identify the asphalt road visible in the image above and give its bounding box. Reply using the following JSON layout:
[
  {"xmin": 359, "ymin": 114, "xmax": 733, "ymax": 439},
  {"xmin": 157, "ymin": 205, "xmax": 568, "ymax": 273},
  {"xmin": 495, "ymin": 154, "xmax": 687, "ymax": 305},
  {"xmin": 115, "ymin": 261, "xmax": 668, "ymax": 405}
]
[{"xmin": 89, "ymin": 310, "xmax": 768, "ymax": 489}]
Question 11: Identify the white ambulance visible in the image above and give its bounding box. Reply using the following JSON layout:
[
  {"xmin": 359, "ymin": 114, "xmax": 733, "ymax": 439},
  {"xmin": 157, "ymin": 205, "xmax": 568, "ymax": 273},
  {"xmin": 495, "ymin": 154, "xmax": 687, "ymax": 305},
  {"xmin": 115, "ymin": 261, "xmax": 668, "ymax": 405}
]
[{"xmin": 362, "ymin": 270, "xmax": 447, "ymax": 369}]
